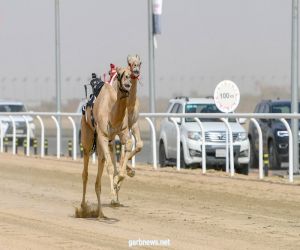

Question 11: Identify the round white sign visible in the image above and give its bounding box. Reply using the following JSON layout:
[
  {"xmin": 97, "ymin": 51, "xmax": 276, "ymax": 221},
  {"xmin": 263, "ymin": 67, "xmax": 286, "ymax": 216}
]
[{"xmin": 214, "ymin": 80, "xmax": 240, "ymax": 113}]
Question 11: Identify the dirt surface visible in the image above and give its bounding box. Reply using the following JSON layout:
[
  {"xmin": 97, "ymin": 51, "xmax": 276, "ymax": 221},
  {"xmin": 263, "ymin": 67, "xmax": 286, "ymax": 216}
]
[{"xmin": 0, "ymin": 154, "xmax": 300, "ymax": 250}]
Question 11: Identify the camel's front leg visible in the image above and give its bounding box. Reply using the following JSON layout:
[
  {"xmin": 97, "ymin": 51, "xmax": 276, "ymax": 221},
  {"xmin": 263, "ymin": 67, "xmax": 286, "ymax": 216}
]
[
  {"xmin": 108, "ymin": 139, "xmax": 119, "ymax": 205},
  {"xmin": 114, "ymin": 132, "xmax": 132, "ymax": 191},
  {"xmin": 128, "ymin": 122, "xmax": 143, "ymax": 160}
]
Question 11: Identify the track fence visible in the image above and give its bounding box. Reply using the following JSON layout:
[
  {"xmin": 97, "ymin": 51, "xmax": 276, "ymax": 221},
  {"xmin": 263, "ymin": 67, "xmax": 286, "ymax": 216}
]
[{"xmin": 0, "ymin": 112, "xmax": 299, "ymax": 182}]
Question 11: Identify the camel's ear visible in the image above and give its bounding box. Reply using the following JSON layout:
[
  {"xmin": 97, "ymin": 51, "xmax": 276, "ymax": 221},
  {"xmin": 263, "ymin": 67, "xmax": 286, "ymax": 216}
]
[
  {"xmin": 127, "ymin": 55, "xmax": 132, "ymax": 65},
  {"xmin": 116, "ymin": 67, "xmax": 121, "ymax": 74},
  {"xmin": 136, "ymin": 54, "xmax": 141, "ymax": 64}
]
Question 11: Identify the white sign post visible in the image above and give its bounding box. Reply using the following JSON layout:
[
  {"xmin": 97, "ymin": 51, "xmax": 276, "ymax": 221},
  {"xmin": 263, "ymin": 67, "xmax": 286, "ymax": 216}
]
[{"xmin": 214, "ymin": 80, "xmax": 240, "ymax": 176}]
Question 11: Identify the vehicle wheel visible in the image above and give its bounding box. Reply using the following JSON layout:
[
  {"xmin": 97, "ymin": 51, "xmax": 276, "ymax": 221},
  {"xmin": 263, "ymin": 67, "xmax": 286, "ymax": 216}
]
[
  {"xmin": 249, "ymin": 138, "xmax": 258, "ymax": 168},
  {"xmin": 268, "ymin": 141, "xmax": 281, "ymax": 169},
  {"xmin": 180, "ymin": 145, "xmax": 188, "ymax": 169},
  {"xmin": 159, "ymin": 141, "xmax": 167, "ymax": 167},
  {"xmin": 237, "ymin": 163, "xmax": 249, "ymax": 175}
]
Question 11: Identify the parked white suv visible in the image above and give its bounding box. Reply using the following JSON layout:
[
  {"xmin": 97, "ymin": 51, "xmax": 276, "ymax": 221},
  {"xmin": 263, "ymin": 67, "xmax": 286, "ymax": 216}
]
[
  {"xmin": 159, "ymin": 97, "xmax": 250, "ymax": 174},
  {"xmin": 0, "ymin": 101, "xmax": 35, "ymax": 144}
]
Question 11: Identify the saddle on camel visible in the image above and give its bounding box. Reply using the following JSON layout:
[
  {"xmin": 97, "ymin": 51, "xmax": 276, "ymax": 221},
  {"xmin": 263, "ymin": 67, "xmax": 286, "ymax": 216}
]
[{"xmin": 79, "ymin": 66, "xmax": 133, "ymax": 218}]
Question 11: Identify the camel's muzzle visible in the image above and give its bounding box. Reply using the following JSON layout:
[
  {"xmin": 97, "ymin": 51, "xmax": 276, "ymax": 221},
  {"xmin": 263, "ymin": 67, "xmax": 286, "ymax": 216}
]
[{"xmin": 123, "ymin": 83, "xmax": 131, "ymax": 92}]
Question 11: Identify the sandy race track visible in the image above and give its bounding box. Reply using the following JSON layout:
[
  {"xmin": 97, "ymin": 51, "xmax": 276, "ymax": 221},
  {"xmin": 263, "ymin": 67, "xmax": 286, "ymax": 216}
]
[{"xmin": 0, "ymin": 154, "xmax": 300, "ymax": 250}]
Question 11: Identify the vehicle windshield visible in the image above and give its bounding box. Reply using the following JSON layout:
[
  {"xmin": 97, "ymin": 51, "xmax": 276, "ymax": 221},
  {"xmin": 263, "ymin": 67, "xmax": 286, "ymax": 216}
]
[
  {"xmin": 271, "ymin": 103, "xmax": 300, "ymax": 113},
  {"xmin": 0, "ymin": 104, "xmax": 26, "ymax": 112},
  {"xmin": 185, "ymin": 103, "xmax": 236, "ymax": 122}
]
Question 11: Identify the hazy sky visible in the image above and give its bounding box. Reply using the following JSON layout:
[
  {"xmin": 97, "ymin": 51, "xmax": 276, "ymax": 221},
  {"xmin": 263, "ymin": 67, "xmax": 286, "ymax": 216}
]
[{"xmin": 0, "ymin": 0, "xmax": 294, "ymax": 105}]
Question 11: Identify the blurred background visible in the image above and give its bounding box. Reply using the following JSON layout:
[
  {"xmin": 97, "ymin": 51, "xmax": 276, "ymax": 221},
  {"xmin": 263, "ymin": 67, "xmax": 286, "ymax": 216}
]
[{"xmin": 0, "ymin": 0, "xmax": 293, "ymax": 112}]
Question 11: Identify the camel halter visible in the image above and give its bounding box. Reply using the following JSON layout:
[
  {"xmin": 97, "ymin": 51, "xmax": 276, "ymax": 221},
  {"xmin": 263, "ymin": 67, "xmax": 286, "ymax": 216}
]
[{"xmin": 117, "ymin": 72, "xmax": 130, "ymax": 99}]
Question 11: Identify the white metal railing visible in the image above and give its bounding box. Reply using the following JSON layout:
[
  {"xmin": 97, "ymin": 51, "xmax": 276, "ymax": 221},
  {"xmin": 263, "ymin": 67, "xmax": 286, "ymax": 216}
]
[{"xmin": 0, "ymin": 111, "xmax": 299, "ymax": 183}]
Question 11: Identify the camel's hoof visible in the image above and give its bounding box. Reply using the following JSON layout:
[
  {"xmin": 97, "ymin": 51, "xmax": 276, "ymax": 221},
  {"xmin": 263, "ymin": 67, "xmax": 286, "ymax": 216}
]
[
  {"xmin": 126, "ymin": 167, "xmax": 135, "ymax": 178},
  {"xmin": 81, "ymin": 202, "xmax": 88, "ymax": 209},
  {"xmin": 98, "ymin": 213, "xmax": 107, "ymax": 220},
  {"xmin": 110, "ymin": 199, "xmax": 120, "ymax": 207}
]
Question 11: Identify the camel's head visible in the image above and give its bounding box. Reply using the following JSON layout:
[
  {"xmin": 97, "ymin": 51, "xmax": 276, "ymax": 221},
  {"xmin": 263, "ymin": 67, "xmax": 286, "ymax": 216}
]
[
  {"xmin": 127, "ymin": 54, "xmax": 142, "ymax": 79},
  {"xmin": 116, "ymin": 67, "xmax": 132, "ymax": 93}
]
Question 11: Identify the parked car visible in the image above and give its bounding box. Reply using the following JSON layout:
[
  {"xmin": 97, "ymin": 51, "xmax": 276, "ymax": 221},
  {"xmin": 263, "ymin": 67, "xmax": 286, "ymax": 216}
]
[
  {"xmin": 0, "ymin": 101, "xmax": 35, "ymax": 144},
  {"xmin": 158, "ymin": 97, "xmax": 250, "ymax": 174},
  {"xmin": 248, "ymin": 99, "xmax": 300, "ymax": 169}
]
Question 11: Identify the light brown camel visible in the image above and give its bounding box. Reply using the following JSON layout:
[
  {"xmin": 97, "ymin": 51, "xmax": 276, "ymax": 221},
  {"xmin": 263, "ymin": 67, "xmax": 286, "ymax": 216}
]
[
  {"xmin": 80, "ymin": 66, "xmax": 132, "ymax": 218},
  {"xmin": 118, "ymin": 55, "xmax": 143, "ymax": 177}
]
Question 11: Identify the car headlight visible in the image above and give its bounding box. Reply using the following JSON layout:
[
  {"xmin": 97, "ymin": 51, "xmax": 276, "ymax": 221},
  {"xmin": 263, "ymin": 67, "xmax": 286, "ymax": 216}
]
[
  {"xmin": 277, "ymin": 130, "xmax": 288, "ymax": 137},
  {"xmin": 236, "ymin": 132, "xmax": 248, "ymax": 141},
  {"xmin": 187, "ymin": 131, "xmax": 202, "ymax": 141}
]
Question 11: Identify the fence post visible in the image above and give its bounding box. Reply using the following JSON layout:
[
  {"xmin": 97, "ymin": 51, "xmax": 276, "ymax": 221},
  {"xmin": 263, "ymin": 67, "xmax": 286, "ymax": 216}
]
[
  {"xmin": 145, "ymin": 117, "xmax": 157, "ymax": 170},
  {"xmin": 4, "ymin": 137, "xmax": 8, "ymax": 152},
  {"xmin": 33, "ymin": 138, "xmax": 38, "ymax": 155},
  {"xmin": 221, "ymin": 118, "xmax": 234, "ymax": 176},
  {"xmin": 280, "ymin": 118, "xmax": 293, "ymax": 183},
  {"xmin": 194, "ymin": 118, "xmax": 206, "ymax": 174},
  {"xmin": 23, "ymin": 139, "xmax": 27, "ymax": 155},
  {"xmin": 51, "ymin": 115, "xmax": 60, "ymax": 159},
  {"xmin": 15, "ymin": 138, "xmax": 19, "ymax": 154},
  {"xmin": 170, "ymin": 118, "xmax": 181, "ymax": 171},
  {"xmin": 22, "ymin": 115, "xmax": 30, "ymax": 156},
  {"xmin": 36, "ymin": 116, "xmax": 45, "ymax": 158},
  {"xmin": 68, "ymin": 116, "xmax": 77, "ymax": 160},
  {"xmin": 44, "ymin": 139, "xmax": 48, "ymax": 156},
  {"xmin": 250, "ymin": 118, "xmax": 264, "ymax": 179},
  {"xmin": 9, "ymin": 116, "xmax": 16, "ymax": 155},
  {"xmin": 263, "ymin": 153, "xmax": 269, "ymax": 177}
]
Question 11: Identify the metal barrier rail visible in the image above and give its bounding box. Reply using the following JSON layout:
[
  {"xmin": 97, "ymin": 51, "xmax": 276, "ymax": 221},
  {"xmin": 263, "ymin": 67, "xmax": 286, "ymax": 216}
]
[{"xmin": 0, "ymin": 112, "xmax": 299, "ymax": 182}]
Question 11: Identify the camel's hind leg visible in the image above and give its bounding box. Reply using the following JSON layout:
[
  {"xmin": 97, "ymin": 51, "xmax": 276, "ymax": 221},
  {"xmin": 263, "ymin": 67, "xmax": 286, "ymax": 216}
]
[
  {"xmin": 80, "ymin": 117, "xmax": 94, "ymax": 208},
  {"xmin": 96, "ymin": 132, "xmax": 118, "ymax": 205},
  {"xmin": 95, "ymin": 151, "xmax": 106, "ymax": 218},
  {"xmin": 108, "ymin": 139, "xmax": 119, "ymax": 205},
  {"xmin": 124, "ymin": 123, "xmax": 143, "ymax": 177}
]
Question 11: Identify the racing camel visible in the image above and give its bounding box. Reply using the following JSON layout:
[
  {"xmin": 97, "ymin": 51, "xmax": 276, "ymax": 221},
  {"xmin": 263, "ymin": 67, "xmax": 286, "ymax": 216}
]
[
  {"xmin": 79, "ymin": 66, "xmax": 132, "ymax": 219},
  {"xmin": 117, "ymin": 55, "xmax": 143, "ymax": 178}
]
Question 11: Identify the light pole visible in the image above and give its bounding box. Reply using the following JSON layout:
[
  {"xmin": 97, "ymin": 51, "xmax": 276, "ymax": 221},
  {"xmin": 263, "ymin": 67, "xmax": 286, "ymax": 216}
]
[
  {"xmin": 148, "ymin": 0, "xmax": 156, "ymax": 114},
  {"xmin": 291, "ymin": 0, "xmax": 299, "ymax": 174}
]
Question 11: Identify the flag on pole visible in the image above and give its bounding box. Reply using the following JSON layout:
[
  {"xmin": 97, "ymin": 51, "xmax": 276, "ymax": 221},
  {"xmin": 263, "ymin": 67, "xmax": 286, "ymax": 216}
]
[{"xmin": 153, "ymin": 0, "xmax": 163, "ymax": 35}]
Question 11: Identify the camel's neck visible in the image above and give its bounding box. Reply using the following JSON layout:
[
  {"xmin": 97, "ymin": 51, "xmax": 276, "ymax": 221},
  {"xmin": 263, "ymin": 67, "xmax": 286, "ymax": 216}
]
[
  {"xmin": 110, "ymin": 90, "xmax": 128, "ymax": 127},
  {"xmin": 128, "ymin": 78, "xmax": 138, "ymax": 109}
]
